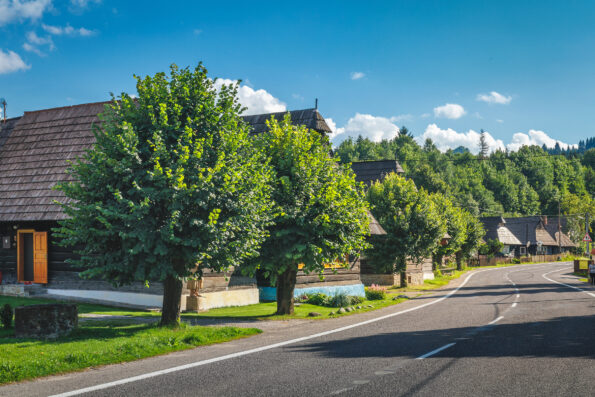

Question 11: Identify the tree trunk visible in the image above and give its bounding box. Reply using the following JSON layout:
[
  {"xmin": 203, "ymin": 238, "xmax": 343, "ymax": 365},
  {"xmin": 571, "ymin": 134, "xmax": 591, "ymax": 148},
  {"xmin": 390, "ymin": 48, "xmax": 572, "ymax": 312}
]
[
  {"xmin": 276, "ymin": 266, "xmax": 297, "ymax": 315},
  {"xmin": 160, "ymin": 274, "xmax": 183, "ymax": 326},
  {"xmin": 455, "ymin": 252, "xmax": 463, "ymax": 271}
]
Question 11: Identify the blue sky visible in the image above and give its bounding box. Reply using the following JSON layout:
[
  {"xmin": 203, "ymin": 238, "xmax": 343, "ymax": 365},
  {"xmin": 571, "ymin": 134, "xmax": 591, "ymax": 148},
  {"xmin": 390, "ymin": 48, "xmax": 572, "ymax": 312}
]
[{"xmin": 1, "ymin": 1, "xmax": 594, "ymax": 152}]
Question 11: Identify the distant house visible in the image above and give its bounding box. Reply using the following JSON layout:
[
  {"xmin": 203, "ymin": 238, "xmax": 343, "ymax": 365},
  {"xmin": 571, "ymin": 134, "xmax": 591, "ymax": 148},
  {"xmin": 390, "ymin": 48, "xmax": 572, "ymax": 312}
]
[
  {"xmin": 480, "ymin": 216, "xmax": 576, "ymax": 256},
  {"xmin": 0, "ymin": 102, "xmax": 378, "ymax": 308},
  {"xmin": 350, "ymin": 160, "xmax": 404, "ymax": 186}
]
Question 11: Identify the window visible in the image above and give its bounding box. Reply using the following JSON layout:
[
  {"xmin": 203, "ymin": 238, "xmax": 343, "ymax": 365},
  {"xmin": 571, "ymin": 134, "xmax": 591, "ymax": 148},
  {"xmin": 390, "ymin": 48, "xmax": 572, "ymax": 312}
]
[{"xmin": 519, "ymin": 246, "xmax": 527, "ymax": 255}]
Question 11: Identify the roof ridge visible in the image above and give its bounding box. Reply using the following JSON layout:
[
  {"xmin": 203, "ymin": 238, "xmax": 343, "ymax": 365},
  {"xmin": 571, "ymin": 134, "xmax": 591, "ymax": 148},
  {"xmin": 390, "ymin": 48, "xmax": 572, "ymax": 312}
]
[{"xmin": 22, "ymin": 101, "xmax": 111, "ymax": 115}]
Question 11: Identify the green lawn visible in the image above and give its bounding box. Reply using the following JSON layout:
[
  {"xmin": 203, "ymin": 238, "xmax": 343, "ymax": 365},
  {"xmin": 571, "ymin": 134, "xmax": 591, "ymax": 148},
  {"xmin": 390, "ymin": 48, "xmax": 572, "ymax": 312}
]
[{"xmin": 0, "ymin": 320, "xmax": 260, "ymax": 385}]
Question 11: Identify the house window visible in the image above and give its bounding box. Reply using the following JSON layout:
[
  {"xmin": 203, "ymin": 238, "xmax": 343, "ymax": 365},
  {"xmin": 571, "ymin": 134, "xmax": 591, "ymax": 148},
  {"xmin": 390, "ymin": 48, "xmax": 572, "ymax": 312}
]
[{"xmin": 519, "ymin": 246, "xmax": 527, "ymax": 255}]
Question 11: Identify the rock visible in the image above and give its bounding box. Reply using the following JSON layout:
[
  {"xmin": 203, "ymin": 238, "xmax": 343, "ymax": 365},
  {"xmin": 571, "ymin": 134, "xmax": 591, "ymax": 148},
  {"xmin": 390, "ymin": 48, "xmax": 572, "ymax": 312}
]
[
  {"xmin": 397, "ymin": 295, "xmax": 410, "ymax": 299},
  {"xmin": 345, "ymin": 307, "xmax": 352, "ymax": 312},
  {"xmin": 338, "ymin": 308, "xmax": 346, "ymax": 314},
  {"xmin": 367, "ymin": 305, "xmax": 373, "ymax": 308},
  {"xmin": 329, "ymin": 311, "xmax": 335, "ymax": 316},
  {"xmin": 308, "ymin": 312, "xmax": 321, "ymax": 317},
  {"xmin": 15, "ymin": 303, "xmax": 78, "ymax": 339},
  {"xmin": 356, "ymin": 305, "xmax": 362, "ymax": 309}
]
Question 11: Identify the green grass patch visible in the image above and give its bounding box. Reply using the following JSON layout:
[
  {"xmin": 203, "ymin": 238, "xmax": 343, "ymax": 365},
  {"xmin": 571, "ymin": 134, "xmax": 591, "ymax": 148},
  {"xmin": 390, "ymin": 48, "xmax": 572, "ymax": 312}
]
[{"xmin": 0, "ymin": 321, "xmax": 260, "ymax": 385}]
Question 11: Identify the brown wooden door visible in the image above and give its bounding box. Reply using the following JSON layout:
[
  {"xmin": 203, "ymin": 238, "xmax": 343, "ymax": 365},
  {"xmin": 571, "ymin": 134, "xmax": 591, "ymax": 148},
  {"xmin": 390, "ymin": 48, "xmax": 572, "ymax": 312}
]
[{"xmin": 33, "ymin": 232, "xmax": 48, "ymax": 284}]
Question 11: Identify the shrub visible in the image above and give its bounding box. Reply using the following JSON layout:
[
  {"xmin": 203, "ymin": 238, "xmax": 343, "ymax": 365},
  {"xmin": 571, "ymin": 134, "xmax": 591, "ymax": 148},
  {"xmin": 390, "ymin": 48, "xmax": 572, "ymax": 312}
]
[
  {"xmin": 0, "ymin": 304, "xmax": 13, "ymax": 329},
  {"xmin": 305, "ymin": 293, "xmax": 329, "ymax": 306},
  {"xmin": 512, "ymin": 258, "xmax": 521, "ymax": 264},
  {"xmin": 365, "ymin": 284, "xmax": 387, "ymax": 300},
  {"xmin": 295, "ymin": 294, "xmax": 309, "ymax": 303},
  {"xmin": 349, "ymin": 295, "xmax": 365, "ymax": 305},
  {"xmin": 329, "ymin": 293, "xmax": 351, "ymax": 308}
]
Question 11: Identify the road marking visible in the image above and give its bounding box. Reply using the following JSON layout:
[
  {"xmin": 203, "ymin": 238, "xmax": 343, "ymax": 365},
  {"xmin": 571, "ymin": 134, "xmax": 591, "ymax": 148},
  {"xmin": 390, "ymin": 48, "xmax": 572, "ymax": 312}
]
[
  {"xmin": 49, "ymin": 263, "xmax": 565, "ymax": 397},
  {"xmin": 416, "ymin": 343, "xmax": 456, "ymax": 359},
  {"xmin": 516, "ymin": 294, "xmax": 520, "ymax": 298},
  {"xmin": 489, "ymin": 316, "xmax": 504, "ymax": 325},
  {"xmin": 511, "ymin": 302, "xmax": 517, "ymax": 308},
  {"xmin": 542, "ymin": 267, "xmax": 595, "ymax": 298}
]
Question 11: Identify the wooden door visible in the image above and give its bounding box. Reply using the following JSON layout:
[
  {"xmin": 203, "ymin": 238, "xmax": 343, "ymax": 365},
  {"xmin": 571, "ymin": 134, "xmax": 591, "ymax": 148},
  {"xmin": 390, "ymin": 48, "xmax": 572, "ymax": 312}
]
[{"xmin": 33, "ymin": 232, "xmax": 48, "ymax": 284}]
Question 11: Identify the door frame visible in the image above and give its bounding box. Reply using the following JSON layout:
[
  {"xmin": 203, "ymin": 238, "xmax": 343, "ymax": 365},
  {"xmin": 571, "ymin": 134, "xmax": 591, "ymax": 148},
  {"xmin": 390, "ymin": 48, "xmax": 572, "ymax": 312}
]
[{"xmin": 17, "ymin": 229, "xmax": 36, "ymax": 283}]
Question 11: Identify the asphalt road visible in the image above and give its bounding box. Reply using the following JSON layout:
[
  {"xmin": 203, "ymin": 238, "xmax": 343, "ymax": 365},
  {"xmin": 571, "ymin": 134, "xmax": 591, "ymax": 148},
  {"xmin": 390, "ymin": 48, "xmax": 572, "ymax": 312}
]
[{"xmin": 2, "ymin": 262, "xmax": 594, "ymax": 397}]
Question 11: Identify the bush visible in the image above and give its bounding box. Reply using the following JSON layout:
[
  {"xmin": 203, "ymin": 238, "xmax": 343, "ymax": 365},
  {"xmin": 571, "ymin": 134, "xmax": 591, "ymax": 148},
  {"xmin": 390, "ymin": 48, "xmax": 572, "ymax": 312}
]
[
  {"xmin": 304, "ymin": 293, "xmax": 329, "ymax": 306},
  {"xmin": 512, "ymin": 258, "xmax": 521, "ymax": 264},
  {"xmin": 0, "ymin": 304, "xmax": 13, "ymax": 329},
  {"xmin": 349, "ymin": 295, "xmax": 365, "ymax": 305},
  {"xmin": 365, "ymin": 284, "xmax": 387, "ymax": 300},
  {"xmin": 329, "ymin": 293, "xmax": 351, "ymax": 308}
]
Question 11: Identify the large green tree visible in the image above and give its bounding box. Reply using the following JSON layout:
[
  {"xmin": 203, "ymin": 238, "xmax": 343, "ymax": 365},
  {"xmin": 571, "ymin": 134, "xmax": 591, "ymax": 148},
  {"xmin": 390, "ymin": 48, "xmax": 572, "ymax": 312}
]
[
  {"xmin": 366, "ymin": 173, "xmax": 446, "ymax": 275},
  {"xmin": 431, "ymin": 193, "xmax": 467, "ymax": 269},
  {"xmin": 247, "ymin": 116, "xmax": 370, "ymax": 315},
  {"xmin": 57, "ymin": 64, "xmax": 272, "ymax": 326}
]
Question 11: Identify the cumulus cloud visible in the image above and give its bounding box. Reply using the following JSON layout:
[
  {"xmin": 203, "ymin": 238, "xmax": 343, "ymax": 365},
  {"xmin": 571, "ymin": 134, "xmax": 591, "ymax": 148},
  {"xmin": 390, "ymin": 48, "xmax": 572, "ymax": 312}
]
[
  {"xmin": 350, "ymin": 71, "xmax": 365, "ymax": 80},
  {"xmin": 69, "ymin": 0, "xmax": 101, "ymax": 9},
  {"xmin": 507, "ymin": 130, "xmax": 576, "ymax": 151},
  {"xmin": 330, "ymin": 113, "xmax": 400, "ymax": 145},
  {"xmin": 42, "ymin": 23, "xmax": 95, "ymax": 36},
  {"xmin": 0, "ymin": 49, "xmax": 30, "ymax": 74},
  {"xmin": 214, "ymin": 79, "xmax": 286, "ymax": 116},
  {"xmin": 418, "ymin": 124, "xmax": 505, "ymax": 154},
  {"xmin": 0, "ymin": 0, "xmax": 51, "ymax": 26},
  {"xmin": 477, "ymin": 91, "xmax": 512, "ymax": 105},
  {"xmin": 433, "ymin": 103, "xmax": 466, "ymax": 119}
]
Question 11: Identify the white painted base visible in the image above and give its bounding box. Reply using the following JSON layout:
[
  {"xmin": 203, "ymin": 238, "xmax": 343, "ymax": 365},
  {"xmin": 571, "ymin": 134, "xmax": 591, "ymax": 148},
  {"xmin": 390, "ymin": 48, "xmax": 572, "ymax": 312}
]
[
  {"xmin": 47, "ymin": 289, "xmax": 163, "ymax": 308},
  {"xmin": 423, "ymin": 271, "xmax": 435, "ymax": 280}
]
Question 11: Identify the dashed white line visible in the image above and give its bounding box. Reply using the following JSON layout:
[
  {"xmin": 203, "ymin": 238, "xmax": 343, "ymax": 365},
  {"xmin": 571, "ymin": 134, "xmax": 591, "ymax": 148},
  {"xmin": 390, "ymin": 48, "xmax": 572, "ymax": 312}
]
[
  {"xmin": 488, "ymin": 316, "xmax": 504, "ymax": 325},
  {"xmin": 511, "ymin": 302, "xmax": 517, "ymax": 308},
  {"xmin": 416, "ymin": 343, "xmax": 457, "ymax": 360},
  {"xmin": 516, "ymin": 294, "xmax": 520, "ymax": 298}
]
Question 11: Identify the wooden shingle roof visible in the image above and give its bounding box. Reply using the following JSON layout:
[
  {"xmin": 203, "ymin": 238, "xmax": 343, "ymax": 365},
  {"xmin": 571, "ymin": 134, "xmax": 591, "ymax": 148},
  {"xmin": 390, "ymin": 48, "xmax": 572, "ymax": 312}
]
[
  {"xmin": 0, "ymin": 102, "xmax": 107, "ymax": 221},
  {"xmin": 480, "ymin": 216, "xmax": 576, "ymax": 248},
  {"xmin": 241, "ymin": 108, "xmax": 332, "ymax": 135},
  {"xmin": 350, "ymin": 160, "xmax": 404, "ymax": 186},
  {"xmin": 0, "ymin": 103, "xmax": 337, "ymax": 222}
]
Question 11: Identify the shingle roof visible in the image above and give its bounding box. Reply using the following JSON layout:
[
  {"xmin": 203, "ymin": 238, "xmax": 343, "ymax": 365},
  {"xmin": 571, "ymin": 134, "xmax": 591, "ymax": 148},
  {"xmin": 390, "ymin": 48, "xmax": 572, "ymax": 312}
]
[
  {"xmin": 480, "ymin": 216, "xmax": 576, "ymax": 248},
  {"xmin": 368, "ymin": 212, "xmax": 386, "ymax": 235},
  {"xmin": 350, "ymin": 160, "xmax": 405, "ymax": 186},
  {"xmin": 0, "ymin": 102, "xmax": 107, "ymax": 221},
  {"xmin": 0, "ymin": 103, "xmax": 337, "ymax": 222},
  {"xmin": 241, "ymin": 108, "xmax": 332, "ymax": 135}
]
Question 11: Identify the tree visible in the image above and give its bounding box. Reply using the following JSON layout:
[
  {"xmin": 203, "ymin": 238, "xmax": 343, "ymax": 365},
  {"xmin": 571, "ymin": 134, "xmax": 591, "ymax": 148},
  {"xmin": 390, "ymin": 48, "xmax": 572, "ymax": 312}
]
[
  {"xmin": 57, "ymin": 64, "xmax": 272, "ymax": 326},
  {"xmin": 478, "ymin": 239, "xmax": 504, "ymax": 257},
  {"xmin": 247, "ymin": 116, "xmax": 370, "ymax": 315},
  {"xmin": 455, "ymin": 211, "xmax": 485, "ymax": 270},
  {"xmin": 479, "ymin": 129, "xmax": 489, "ymax": 159},
  {"xmin": 366, "ymin": 173, "xmax": 446, "ymax": 276},
  {"xmin": 431, "ymin": 193, "xmax": 467, "ymax": 269}
]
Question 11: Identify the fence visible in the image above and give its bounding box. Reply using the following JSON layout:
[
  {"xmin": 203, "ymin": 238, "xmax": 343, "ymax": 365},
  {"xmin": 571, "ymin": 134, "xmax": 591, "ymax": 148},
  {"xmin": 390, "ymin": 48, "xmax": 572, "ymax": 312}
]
[{"xmin": 468, "ymin": 254, "xmax": 563, "ymax": 267}]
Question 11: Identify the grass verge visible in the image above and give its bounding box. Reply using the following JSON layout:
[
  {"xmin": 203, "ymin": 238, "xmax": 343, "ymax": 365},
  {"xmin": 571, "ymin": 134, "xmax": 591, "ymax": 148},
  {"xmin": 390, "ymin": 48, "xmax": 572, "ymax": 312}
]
[{"xmin": 0, "ymin": 321, "xmax": 260, "ymax": 385}]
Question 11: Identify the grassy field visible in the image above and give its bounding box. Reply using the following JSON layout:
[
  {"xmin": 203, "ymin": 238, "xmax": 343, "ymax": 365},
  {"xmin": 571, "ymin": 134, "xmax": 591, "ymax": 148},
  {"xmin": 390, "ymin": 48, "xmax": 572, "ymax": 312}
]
[{"xmin": 0, "ymin": 319, "xmax": 260, "ymax": 385}]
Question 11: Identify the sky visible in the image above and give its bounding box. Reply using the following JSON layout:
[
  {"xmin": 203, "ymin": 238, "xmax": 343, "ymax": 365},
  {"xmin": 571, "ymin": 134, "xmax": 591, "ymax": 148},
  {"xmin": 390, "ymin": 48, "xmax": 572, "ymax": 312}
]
[{"xmin": 1, "ymin": 1, "xmax": 595, "ymax": 153}]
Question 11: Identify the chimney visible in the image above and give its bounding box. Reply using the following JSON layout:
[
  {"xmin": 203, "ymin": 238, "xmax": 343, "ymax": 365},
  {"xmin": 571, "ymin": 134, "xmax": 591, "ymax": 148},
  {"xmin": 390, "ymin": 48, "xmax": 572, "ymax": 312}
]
[{"xmin": 541, "ymin": 216, "xmax": 548, "ymax": 225}]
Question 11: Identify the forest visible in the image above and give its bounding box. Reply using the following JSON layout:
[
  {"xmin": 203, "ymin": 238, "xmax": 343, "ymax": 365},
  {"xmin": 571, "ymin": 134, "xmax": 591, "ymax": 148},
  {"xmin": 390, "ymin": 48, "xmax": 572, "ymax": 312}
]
[{"xmin": 334, "ymin": 129, "xmax": 595, "ymax": 245}]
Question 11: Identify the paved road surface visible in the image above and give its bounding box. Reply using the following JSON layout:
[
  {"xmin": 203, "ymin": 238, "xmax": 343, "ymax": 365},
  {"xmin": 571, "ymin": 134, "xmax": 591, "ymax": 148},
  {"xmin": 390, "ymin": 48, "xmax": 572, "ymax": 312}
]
[{"xmin": 2, "ymin": 262, "xmax": 594, "ymax": 396}]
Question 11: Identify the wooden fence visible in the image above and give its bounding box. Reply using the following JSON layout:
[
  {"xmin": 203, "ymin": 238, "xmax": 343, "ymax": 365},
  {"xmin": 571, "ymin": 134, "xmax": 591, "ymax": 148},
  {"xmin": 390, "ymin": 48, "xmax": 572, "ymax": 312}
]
[{"xmin": 468, "ymin": 254, "xmax": 564, "ymax": 267}]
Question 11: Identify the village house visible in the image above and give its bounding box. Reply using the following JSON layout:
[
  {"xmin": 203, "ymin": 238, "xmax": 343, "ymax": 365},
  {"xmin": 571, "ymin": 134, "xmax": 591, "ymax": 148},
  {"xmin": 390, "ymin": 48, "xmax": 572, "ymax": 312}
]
[
  {"xmin": 0, "ymin": 102, "xmax": 380, "ymax": 309},
  {"xmin": 480, "ymin": 216, "xmax": 576, "ymax": 257}
]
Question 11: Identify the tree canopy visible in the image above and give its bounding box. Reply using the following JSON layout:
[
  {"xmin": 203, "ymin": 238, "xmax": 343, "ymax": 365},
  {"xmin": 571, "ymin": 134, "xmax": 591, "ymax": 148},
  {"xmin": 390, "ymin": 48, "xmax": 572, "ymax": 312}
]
[{"xmin": 57, "ymin": 64, "xmax": 273, "ymax": 325}]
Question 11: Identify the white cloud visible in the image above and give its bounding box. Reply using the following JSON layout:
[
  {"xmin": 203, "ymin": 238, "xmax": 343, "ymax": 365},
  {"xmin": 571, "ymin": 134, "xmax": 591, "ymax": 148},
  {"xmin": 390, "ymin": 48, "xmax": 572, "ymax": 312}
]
[
  {"xmin": 0, "ymin": 0, "xmax": 52, "ymax": 26},
  {"xmin": 476, "ymin": 91, "xmax": 512, "ymax": 105},
  {"xmin": 42, "ymin": 23, "xmax": 95, "ymax": 36},
  {"xmin": 389, "ymin": 114, "xmax": 413, "ymax": 123},
  {"xmin": 69, "ymin": 0, "xmax": 100, "ymax": 9},
  {"xmin": 506, "ymin": 130, "xmax": 576, "ymax": 151},
  {"xmin": 350, "ymin": 71, "xmax": 365, "ymax": 80},
  {"xmin": 214, "ymin": 79, "xmax": 286, "ymax": 116},
  {"xmin": 330, "ymin": 113, "xmax": 399, "ymax": 145},
  {"xmin": 0, "ymin": 49, "xmax": 30, "ymax": 74},
  {"xmin": 496, "ymin": 119, "xmax": 504, "ymax": 123},
  {"xmin": 433, "ymin": 103, "xmax": 466, "ymax": 119},
  {"xmin": 418, "ymin": 124, "xmax": 505, "ymax": 154},
  {"xmin": 23, "ymin": 42, "xmax": 45, "ymax": 56}
]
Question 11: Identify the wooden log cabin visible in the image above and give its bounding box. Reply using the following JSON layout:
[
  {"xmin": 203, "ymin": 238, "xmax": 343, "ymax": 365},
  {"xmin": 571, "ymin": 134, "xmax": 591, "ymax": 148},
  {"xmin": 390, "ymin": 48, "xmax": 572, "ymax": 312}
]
[{"xmin": 0, "ymin": 102, "xmax": 374, "ymax": 308}]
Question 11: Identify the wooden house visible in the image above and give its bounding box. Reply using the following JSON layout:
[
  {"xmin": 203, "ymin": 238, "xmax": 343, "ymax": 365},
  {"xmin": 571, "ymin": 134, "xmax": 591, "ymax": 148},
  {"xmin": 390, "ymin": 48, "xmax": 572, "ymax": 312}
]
[
  {"xmin": 0, "ymin": 102, "xmax": 373, "ymax": 308},
  {"xmin": 480, "ymin": 216, "xmax": 576, "ymax": 257}
]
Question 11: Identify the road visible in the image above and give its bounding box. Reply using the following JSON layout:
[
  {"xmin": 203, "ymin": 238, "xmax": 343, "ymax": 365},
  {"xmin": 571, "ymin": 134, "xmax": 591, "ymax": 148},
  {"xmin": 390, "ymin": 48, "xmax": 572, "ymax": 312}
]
[{"xmin": 2, "ymin": 262, "xmax": 594, "ymax": 396}]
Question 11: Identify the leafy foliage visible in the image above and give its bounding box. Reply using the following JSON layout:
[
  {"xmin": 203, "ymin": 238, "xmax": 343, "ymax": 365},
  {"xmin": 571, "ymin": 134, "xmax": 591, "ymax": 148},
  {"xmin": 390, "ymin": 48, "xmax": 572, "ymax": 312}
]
[
  {"xmin": 365, "ymin": 285, "xmax": 387, "ymax": 300},
  {"xmin": 478, "ymin": 238, "xmax": 505, "ymax": 257},
  {"xmin": 0, "ymin": 304, "xmax": 12, "ymax": 329}
]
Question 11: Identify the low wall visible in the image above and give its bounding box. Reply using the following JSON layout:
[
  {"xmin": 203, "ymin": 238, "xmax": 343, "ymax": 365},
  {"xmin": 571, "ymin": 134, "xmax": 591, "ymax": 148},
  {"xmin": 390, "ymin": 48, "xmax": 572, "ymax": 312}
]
[
  {"xmin": 361, "ymin": 273, "xmax": 400, "ymax": 287},
  {"xmin": 182, "ymin": 287, "xmax": 259, "ymax": 312},
  {"xmin": 47, "ymin": 288, "xmax": 163, "ymax": 308}
]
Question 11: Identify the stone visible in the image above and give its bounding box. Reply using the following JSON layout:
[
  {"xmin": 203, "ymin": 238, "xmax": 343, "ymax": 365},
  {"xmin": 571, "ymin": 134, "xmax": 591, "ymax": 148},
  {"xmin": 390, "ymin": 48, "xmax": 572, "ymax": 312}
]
[
  {"xmin": 367, "ymin": 305, "xmax": 373, "ymax": 308},
  {"xmin": 338, "ymin": 307, "xmax": 346, "ymax": 314},
  {"xmin": 308, "ymin": 312, "xmax": 321, "ymax": 317},
  {"xmin": 345, "ymin": 307, "xmax": 352, "ymax": 312},
  {"xmin": 356, "ymin": 305, "xmax": 362, "ymax": 309},
  {"xmin": 329, "ymin": 311, "xmax": 335, "ymax": 316},
  {"xmin": 397, "ymin": 295, "xmax": 410, "ymax": 299},
  {"xmin": 15, "ymin": 304, "xmax": 78, "ymax": 339}
]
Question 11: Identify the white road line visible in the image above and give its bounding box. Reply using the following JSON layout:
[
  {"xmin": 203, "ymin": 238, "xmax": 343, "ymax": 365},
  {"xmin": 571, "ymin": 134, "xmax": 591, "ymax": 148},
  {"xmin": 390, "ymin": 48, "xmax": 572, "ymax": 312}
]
[
  {"xmin": 511, "ymin": 302, "xmax": 517, "ymax": 308},
  {"xmin": 49, "ymin": 263, "xmax": 564, "ymax": 397},
  {"xmin": 416, "ymin": 343, "xmax": 456, "ymax": 360},
  {"xmin": 542, "ymin": 267, "xmax": 595, "ymax": 298},
  {"xmin": 516, "ymin": 294, "xmax": 520, "ymax": 298},
  {"xmin": 489, "ymin": 316, "xmax": 504, "ymax": 325}
]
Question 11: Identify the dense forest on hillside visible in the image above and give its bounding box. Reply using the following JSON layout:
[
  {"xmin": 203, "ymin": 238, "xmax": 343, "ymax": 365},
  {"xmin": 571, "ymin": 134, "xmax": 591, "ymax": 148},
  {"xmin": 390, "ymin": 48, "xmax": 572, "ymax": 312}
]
[{"xmin": 334, "ymin": 130, "xmax": 595, "ymax": 244}]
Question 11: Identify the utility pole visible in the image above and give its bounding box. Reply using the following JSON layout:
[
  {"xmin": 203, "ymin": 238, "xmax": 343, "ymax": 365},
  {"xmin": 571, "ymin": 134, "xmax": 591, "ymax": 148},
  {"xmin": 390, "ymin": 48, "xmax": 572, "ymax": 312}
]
[
  {"xmin": 587, "ymin": 212, "xmax": 591, "ymax": 258},
  {"xmin": 558, "ymin": 200, "xmax": 562, "ymax": 254}
]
